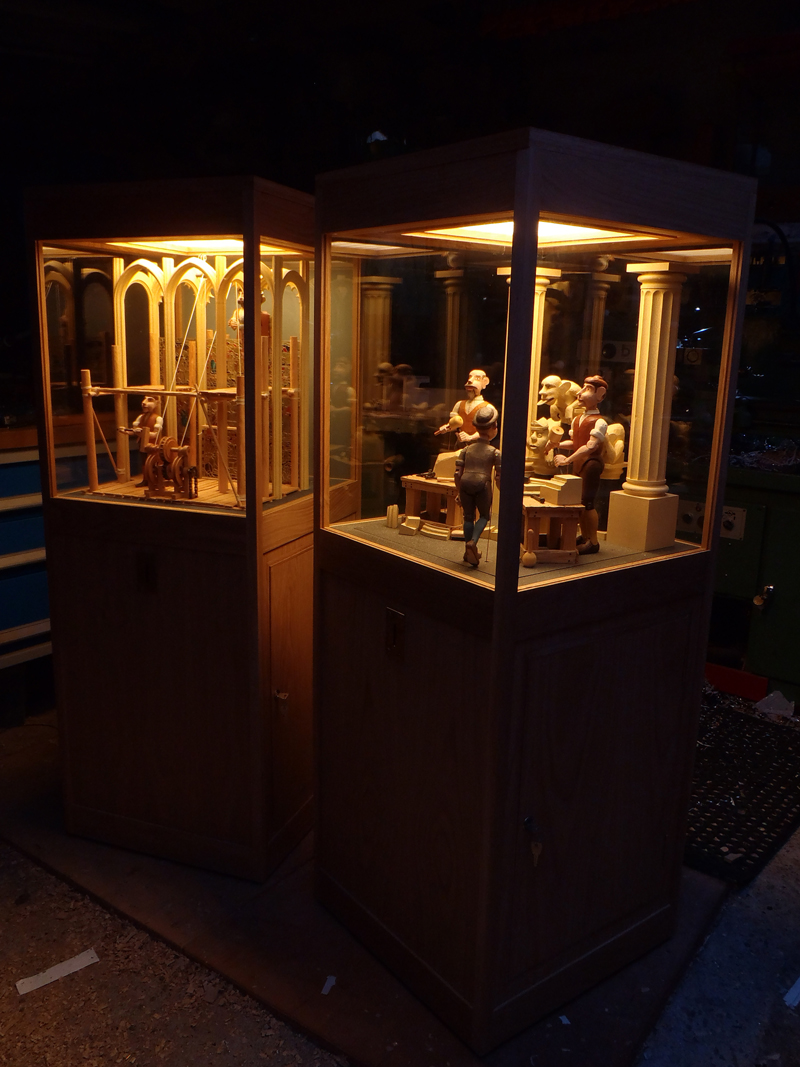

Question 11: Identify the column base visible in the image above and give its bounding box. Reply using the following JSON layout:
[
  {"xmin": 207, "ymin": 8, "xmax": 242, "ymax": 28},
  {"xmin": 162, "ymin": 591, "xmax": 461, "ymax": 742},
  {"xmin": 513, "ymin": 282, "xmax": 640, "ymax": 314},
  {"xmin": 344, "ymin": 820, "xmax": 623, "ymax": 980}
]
[{"xmin": 606, "ymin": 491, "xmax": 679, "ymax": 552}]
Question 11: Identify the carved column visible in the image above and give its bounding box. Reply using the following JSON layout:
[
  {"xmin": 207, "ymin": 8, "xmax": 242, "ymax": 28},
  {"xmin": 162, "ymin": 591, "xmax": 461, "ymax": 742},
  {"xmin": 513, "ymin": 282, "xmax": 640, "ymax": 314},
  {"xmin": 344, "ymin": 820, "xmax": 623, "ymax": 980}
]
[
  {"xmin": 606, "ymin": 264, "xmax": 691, "ymax": 550},
  {"xmin": 528, "ymin": 267, "xmax": 561, "ymax": 430},
  {"xmin": 581, "ymin": 272, "xmax": 619, "ymax": 375},
  {"xmin": 435, "ymin": 255, "xmax": 465, "ymax": 393},
  {"xmin": 360, "ymin": 276, "xmax": 402, "ymax": 403}
]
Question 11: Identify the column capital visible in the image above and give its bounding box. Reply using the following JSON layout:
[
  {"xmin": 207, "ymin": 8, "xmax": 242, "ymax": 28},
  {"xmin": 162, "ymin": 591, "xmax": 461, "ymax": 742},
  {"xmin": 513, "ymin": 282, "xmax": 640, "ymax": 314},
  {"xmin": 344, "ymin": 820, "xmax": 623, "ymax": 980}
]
[
  {"xmin": 626, "ymin": 261, "xmax": 697, "ymax": 281},
  {"xmin": 360, "ymin": 276, "xmax": 403, "ymax": 292}
]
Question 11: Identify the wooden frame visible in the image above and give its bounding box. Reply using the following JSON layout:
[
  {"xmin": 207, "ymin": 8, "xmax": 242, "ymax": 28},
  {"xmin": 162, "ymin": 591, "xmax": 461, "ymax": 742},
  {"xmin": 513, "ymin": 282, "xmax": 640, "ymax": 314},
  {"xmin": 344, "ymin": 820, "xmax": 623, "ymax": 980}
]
[
  {"xmin": 28, "ymin": 177, "xmax": 315, "ymax": 880},
  {"xmin": 313, "ymin": 130, "xmax": 756, "ymax": 1050}
]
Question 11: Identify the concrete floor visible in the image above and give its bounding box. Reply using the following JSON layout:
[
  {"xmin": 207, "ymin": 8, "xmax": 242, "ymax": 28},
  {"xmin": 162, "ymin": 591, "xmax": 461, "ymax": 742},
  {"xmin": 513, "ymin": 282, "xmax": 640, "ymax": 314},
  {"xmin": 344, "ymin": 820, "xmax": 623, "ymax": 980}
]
[
  {"xmin": 636, "ymin": 825, "xmax": 800, "ymax": 1067},
  {"xmin": 3, "ymin": 708, "xmax": 800, "ymax": 1065}
]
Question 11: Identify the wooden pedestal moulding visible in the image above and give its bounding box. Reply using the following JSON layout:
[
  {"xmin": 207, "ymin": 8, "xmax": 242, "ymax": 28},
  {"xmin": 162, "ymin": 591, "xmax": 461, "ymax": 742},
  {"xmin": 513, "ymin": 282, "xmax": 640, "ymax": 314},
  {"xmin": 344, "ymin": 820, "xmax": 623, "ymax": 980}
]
[
  {"xmin": 314, "ymin": 128, "xmax": 756, "ymax": 1051},
  {"xmin": 28, "ymin": 176, "xmax": 314, "ymax": 879}
]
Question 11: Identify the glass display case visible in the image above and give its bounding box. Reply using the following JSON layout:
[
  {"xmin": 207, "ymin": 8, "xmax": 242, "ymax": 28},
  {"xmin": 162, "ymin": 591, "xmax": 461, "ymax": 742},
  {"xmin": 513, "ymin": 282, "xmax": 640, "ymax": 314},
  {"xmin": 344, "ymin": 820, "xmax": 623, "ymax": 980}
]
[
  {"xmin": 314, "ymin": 131, "xmax": 755, "ymax": 1051},
  {"xmin": 28, "ymin": 177, "xmax": 315, "ymax": 879},
  {"xmin": 321, "ymin": 200, "xmax": 740, "ymax": 586}
]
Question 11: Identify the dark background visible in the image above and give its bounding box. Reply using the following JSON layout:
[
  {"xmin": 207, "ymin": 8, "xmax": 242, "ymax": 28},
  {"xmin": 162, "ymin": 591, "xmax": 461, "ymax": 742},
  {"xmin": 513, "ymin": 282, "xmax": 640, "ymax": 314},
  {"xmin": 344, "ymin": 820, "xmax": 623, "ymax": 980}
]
[{"xmin": 2, "ymin": 0, "xmax": 800, "ymax": 422}]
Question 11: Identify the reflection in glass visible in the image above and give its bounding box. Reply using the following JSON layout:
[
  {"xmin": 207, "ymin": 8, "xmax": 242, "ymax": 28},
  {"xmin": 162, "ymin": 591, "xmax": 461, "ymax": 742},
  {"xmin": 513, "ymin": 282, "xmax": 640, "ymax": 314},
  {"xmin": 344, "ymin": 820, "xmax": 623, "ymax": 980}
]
[{"xmin": 323, "ymin": 217, "xmax": 734, "ymax": 589}]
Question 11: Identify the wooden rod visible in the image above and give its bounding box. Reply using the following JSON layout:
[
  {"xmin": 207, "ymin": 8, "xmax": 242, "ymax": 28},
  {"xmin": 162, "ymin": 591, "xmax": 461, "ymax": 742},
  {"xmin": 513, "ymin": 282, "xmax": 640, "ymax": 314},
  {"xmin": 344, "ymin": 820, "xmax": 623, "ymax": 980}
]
[
  {"xmin": 289, "ymin": 394, "xmax": 299, "ymax": 488},
  {"xmin": 237, "ymin": 373, "xmax": 246, "ymax": 498},
  {"xmin": 289, "ymin": 334, "xmax": 299, "ymax": 390},
  {"xmin": 187, "ymin": 340, "xmax": 198, "ymax": 469},
  {"xmin": 217, "ymin": 399, "xmax": 228, "ymax": 494},
  {"xmin": 261, "ymin": 336, "xmax": 271, "ymax": 501},
  {"xmin": 111, "ymin": 343, "xmax": 130, "ymax": 482},
  {"xmin": 148, "ymin": 295, "xmax": 160, "ymax": 386},
  {"xmin": 81, "ymin": 369, "xmax": 99, "ymax": 491}
]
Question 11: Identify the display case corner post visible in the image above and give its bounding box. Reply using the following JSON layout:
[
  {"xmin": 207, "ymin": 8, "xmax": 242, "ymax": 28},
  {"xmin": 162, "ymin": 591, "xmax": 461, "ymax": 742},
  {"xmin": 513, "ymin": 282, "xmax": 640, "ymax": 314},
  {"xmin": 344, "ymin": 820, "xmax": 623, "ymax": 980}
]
[
  {"xmin": 243, "ymin": 225, "xmax": 264, "ymax": 509},
  {"xmin": 493, "ymin": 144, "xmax": 541, "ymax": 603},
  {"xmin": 314, "ymin": 231, "xmax": 331, "ymax": 533},
  {"xmin": 701, "ymin": 235, "xmax": 753, "ymax": 556},
  {"xmin": 30, "ymin": 237, "xmax": 57, "ymax": 501}
]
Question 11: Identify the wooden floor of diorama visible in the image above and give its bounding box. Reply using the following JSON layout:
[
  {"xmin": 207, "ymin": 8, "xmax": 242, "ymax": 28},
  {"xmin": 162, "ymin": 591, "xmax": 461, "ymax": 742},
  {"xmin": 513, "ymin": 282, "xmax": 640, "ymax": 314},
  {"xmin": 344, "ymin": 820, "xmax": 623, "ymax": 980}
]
[
  {"xmin": 75, "ymin": 478, "xmax": 301, "ymax": 511},
  {"xmin": 0, "ymin": 711, "xmax": 728, "ymax": 1067},
  {"xmin": 335, "ymin": 517, "xmax": 697, "ymax": 589}
]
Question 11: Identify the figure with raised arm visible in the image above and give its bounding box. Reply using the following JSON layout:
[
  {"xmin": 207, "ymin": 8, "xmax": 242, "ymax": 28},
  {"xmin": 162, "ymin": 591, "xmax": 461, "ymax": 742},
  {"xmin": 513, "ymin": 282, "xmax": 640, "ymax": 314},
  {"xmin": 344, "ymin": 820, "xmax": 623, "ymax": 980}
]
[
  {"xmin": 454, "ymin": 404, "xmax": 501, "ymax": 568},
  {"xmin": 439, "ymin": 368, "xmax": 490, "ymax": 443},
  {"xmin": 554, "ymin": 375, "xmax": 608, "ymax": 554}
]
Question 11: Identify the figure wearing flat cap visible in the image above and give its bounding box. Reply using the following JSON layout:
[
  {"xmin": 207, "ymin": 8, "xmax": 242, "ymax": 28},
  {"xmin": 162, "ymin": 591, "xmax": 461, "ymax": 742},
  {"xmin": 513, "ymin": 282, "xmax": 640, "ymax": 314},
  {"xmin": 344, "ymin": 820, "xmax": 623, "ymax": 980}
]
[{"xmin": 455, "ymin": 403, "xmax": 501, "ymax": 568}]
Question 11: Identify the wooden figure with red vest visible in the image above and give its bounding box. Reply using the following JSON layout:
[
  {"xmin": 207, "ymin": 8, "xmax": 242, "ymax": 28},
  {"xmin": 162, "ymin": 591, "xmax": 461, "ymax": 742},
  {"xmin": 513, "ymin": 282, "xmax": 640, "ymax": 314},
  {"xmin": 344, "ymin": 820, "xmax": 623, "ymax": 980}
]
[
  {"xmin": 554, "ymin": 375, "xmax": 609, "ymax": 555},
  {"xmin": 438, "ymin": 368, "xmax": 490, "ymax": 444}
]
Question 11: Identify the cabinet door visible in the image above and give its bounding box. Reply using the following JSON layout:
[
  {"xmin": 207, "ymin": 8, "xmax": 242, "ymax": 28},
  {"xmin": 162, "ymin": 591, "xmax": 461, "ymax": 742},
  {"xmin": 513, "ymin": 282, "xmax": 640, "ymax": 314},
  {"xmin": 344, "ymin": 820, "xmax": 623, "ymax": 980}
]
[
  {"xmin": 501, "ymin": 595, "xmax": 705, "ymax": 1000},
  {"xmin": 267, "ymin": 537, "xmax": 314, "ymax": 839}
]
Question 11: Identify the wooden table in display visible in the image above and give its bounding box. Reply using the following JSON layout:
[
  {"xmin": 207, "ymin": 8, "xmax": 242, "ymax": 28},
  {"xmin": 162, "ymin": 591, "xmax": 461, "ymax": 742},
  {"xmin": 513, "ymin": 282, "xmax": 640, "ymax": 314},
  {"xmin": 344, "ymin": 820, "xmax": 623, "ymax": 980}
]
[
  {"xmin": 521, "ymin": 495, "xmax": 584, "ymax": 566},
  {"xmin": 401, "ymin": 475, "xmax": 462, "ymax": 533}
]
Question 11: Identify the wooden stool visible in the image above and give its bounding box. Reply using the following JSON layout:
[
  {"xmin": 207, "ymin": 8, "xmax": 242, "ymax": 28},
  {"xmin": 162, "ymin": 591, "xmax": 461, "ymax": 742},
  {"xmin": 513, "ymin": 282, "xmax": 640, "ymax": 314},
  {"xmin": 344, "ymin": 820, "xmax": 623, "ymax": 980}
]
[{"xmin": 521, "ymin": 497, "xmax": 584, "ymax": 566}]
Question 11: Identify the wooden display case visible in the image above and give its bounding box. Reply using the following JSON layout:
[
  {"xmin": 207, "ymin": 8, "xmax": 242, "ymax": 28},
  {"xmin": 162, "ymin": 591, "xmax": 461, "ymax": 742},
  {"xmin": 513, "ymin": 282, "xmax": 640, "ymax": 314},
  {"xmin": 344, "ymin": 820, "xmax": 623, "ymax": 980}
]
[
  {"xmin": 28, "ymin": 177, "xmax": 314, "ymax": 880},
  {"xmin": 314, "ymin": 130, "xmax": 756, "ymax": 1050}
]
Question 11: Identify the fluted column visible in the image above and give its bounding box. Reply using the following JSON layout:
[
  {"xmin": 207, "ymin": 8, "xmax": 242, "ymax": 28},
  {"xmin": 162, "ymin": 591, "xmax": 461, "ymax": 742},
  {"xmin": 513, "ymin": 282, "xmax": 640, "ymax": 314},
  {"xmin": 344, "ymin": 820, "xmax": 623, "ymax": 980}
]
[
  {"xmin": 623, "ymin": 270, "xmax": 686, "ymax": 497},
  {"xmin": 528, "ymin": 267, "xmax": 561, "ymax": 429},
  {"xmin": 434, "ymin": 262, "xmax": 464, "ymax": 393},
  {"xmin": 581, "ymin": 273, "xmax": 619, "ymax": 375},
  {"xmin": 360, "ymin": 276, "xmax": 402, "ymax": 402},
  {"xmin": 606, "ymin": 263, "xmax": 692, "ymax": 551}
]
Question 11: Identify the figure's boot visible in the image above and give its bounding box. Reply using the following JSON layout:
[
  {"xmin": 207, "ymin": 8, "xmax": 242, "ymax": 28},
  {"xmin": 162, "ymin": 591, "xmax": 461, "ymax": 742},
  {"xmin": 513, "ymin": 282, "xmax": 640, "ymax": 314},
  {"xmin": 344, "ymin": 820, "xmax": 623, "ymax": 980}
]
[
  {"xmin": 464, "ymin": 540, "xmax": 481, "ymax": 567},
  {"xmin": 577, "ymin": 507, "xmax": 600, "ymax": 554}
]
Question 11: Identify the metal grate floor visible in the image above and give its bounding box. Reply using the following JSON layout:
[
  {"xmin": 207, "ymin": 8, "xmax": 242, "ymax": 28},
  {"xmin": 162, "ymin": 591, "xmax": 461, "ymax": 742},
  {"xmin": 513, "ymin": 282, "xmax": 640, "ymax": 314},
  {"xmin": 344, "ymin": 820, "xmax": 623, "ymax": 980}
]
[{"xmin": 684, "ymin": 693, "xmax": 800, "ymax": 885}]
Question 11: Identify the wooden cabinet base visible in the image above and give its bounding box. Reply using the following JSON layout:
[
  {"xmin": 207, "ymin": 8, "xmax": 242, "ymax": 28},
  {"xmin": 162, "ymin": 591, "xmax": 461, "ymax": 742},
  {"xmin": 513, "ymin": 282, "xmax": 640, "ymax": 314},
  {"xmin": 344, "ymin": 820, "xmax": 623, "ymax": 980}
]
[
  {"xmin": 315, "ymin": 532, "xmax": 709, "ymax": 1051},
  {"xmin": 50, "ymin": 496, "xmax": 313, "ymax": 880}
]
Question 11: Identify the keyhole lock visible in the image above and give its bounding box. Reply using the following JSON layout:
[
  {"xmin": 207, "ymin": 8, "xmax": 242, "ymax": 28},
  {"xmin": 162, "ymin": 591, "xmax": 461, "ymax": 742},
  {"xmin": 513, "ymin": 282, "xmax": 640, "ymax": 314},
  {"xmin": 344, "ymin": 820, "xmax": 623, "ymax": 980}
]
[
  {"xmin": 523, "ymin": 816, "xmax": 544, "ymax": 867},
  {"xmin": 753, "ymin": 585, "xmax": 774, "ymax": 611}
]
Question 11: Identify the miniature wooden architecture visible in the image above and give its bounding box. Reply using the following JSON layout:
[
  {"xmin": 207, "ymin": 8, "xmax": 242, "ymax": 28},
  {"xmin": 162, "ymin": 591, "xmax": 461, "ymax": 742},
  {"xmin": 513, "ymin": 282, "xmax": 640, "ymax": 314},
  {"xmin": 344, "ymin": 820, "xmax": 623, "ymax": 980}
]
[
  {"xmin": 28, "ymin": 177, "xmax": 314, "ymax": 879},
  {"xmin": 314, "ymin": 130, "xmax": 755, "ymax": 1051}
]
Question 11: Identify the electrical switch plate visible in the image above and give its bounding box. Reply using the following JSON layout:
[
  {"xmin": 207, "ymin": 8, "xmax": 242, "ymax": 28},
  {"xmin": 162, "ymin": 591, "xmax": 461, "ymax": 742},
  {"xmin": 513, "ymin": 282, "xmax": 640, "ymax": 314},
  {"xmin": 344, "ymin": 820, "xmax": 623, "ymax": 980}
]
[
  {"xmin": 720, "ymin": 506, "xmax": 746, "ymax": 540},
  {"xmin": 675, "ymin": 502, "xmax": 746, "ymax": 540}
]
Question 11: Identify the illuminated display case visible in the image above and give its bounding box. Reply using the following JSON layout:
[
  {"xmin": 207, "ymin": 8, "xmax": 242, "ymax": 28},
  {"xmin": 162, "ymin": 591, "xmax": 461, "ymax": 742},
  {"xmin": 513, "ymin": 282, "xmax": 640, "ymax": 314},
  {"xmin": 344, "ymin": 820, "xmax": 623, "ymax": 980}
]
[
  {"xmin": 314, "ymin": 131, "xmax": 755, "ymax": 1050},
  {"xmin": 28, "ymin": 177, "xmax": 314, "ymax": 879}
]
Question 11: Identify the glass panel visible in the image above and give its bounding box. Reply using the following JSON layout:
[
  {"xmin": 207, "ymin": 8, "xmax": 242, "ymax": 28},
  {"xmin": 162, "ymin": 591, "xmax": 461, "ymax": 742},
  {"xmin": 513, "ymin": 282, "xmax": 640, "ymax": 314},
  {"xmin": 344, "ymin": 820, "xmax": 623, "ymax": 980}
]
[
  {"xmin": 517, "ymin": 220, "xmax": 734, "ymax": 589},
  {"xmin": 324, "ymin": 222, "xmax": 512, "ymax": 586},
  {"xmin": 259, "ymin": 247, "xmax": 314, "ymax": 510},
  {"xmin": 40, "ymin": 236, "xmax": 249, "ymax": 512},
  {"xmin": 322, "ymin": 216, "xmax": 736, "ymax": 591}
]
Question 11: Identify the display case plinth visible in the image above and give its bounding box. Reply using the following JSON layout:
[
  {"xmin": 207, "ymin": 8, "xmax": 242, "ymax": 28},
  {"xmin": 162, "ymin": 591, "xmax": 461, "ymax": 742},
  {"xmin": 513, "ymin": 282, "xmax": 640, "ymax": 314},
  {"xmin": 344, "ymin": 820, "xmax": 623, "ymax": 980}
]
[{"xmin": 606, "ymin": 491, "xmax": 681, "ymax": 552}]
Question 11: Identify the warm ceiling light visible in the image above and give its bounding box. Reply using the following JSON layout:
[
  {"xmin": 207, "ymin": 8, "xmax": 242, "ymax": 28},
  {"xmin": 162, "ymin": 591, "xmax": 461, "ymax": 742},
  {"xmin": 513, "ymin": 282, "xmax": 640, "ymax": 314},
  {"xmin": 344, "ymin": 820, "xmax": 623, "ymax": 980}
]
[
  {"xmin": 404, "ymin": 220, "xmax": 656, "ymax": 247},
  {"xmin": 331, "ymin": 240, "xmax": 413, "ymax": 255},
  {"xmin": 107, "ymin": 238, "xmax": 298, "ymax": 256}
]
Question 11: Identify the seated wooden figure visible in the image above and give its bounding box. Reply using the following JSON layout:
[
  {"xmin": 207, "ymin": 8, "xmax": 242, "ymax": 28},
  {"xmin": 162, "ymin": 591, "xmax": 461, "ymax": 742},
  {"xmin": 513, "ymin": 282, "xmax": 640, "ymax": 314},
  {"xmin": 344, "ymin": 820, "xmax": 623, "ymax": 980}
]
[
  {"xmin": 119, "ymin": 395, "xmax": 163, "ymax": 486},
  {"xmin": 454, "ymin": 403, "xmax": 501, "ymax": 568},
  {"xmin": 554, "ymin": 375, "xmax": 609, "ymax": 555}
]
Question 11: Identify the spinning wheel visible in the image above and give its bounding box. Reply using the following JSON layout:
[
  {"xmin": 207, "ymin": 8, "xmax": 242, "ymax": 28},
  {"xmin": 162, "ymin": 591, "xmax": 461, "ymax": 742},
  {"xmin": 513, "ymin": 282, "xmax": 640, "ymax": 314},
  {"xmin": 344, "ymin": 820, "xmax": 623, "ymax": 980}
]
[
  {"xmin": 141, "ymin": 436, "xmax": 194, "ymax": 499},
  {"xmin": 142, "ymin": 451, "xmax": 162, "ymax": 492}
]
